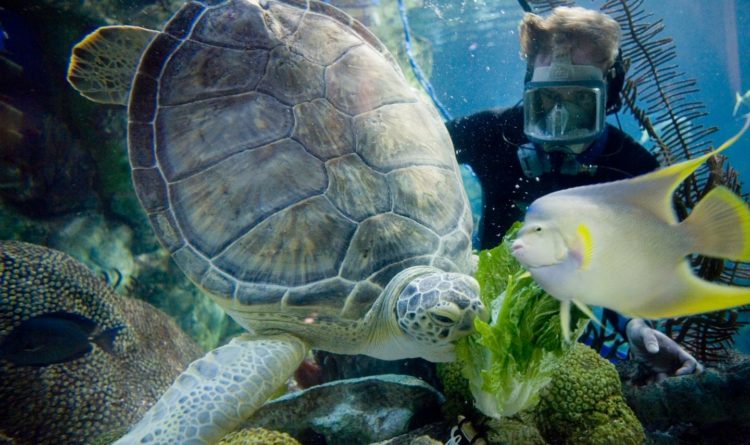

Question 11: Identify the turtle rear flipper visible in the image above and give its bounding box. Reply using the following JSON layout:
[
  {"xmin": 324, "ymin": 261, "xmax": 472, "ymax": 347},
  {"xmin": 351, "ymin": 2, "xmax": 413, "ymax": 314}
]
[
  {"xmin": 115, "ymin": 333, "xmax": 307, "ymax": 444},
  {"xmin": 67, "ymin": 25, "xmax": 157, "ymax": 105}
]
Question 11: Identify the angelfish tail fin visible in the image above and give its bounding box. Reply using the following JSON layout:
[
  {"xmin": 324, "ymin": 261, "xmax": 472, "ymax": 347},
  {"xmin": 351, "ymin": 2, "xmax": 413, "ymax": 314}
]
[
  {"xmin": 639, "ymin": 263, "xmax": 750, "ymax": 319},
  {"xmin": 681, "ymin": 185, "xmax": 750, "ymax": 261}
]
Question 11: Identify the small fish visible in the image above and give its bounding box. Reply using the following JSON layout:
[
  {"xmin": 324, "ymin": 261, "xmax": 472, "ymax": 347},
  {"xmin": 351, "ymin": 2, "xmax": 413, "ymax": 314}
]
[
  {"xmin": 734, "ymin": 89, "xmax": 750, "ymax": 118},
  {"xmin": 511, "ymin": 116, "xmax": 750, "ymax": 341},
  {"xmin": 0, "ymin": 311, "xmax": 124, "ymax": 366}
]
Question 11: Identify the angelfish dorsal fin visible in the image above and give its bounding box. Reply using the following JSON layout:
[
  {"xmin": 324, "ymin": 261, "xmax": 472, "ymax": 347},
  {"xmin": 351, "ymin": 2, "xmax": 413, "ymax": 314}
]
[{"xmin": 617, "ymin": 115, "xmax": 750, "ymax": 223}]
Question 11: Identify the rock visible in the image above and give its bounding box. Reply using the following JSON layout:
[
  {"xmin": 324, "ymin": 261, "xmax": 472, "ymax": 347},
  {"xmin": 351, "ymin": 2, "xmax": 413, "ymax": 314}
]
[
  {"xmin": 315, "ymin": 351, "xmax": 441, "ymax": 388},
  {"xmin": 0, "ymin": 241, "xmax": 203, "ymax": 444},
  {"xmin": 619, "ymin": 351, "xmax": 750, "ymax": 444},
  {"xmin": 242, "ymin": 374, "xmax": 445, "ymax": 445},
  {"xmin": 369, "ymin": 422, "xmax": 451, "ymax": 445}
]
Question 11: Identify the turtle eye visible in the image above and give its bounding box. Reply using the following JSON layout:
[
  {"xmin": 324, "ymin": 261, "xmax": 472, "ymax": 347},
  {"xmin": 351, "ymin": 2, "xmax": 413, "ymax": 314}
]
[
  {"xmin": 429, "ymin": 305, "xmax": 460, "ymax": 326},
  {"xmin": 431, "ymin": 314, "xmax": 455, "ymax": 325}
]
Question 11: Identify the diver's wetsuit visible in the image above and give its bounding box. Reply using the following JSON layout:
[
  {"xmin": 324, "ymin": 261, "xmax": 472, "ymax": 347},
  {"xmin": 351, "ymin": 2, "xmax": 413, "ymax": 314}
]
[
  {"xmin": 447, "ymin": 105, "xmax": 660, "ymax": 352},
  {"xmin": 447, "ymin": 105, "xmax": 660, "ymax": 249}
]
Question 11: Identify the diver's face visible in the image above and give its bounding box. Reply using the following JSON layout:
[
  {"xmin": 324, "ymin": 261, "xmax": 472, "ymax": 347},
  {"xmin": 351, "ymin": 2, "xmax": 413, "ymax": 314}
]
[
  {"xmin": 539, "ymin": 87, "xmax": 597, "ymax": 145},
  {"xmin": 538, "ymin": 88, "xmax": 596, "ymax": 110},
  {"xmin": 523, "ymin": 46, "xmax": 608, "ymax": 152},
  {"xmin": 533, "ymin": 50, "xmax": 603, "ymax": 125}
]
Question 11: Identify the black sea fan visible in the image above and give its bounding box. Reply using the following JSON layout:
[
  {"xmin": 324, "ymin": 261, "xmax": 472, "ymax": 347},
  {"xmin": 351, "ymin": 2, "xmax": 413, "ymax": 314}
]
[{"xmin": 524, "ymin": 0, "xmax": 575, "ymax": 15}]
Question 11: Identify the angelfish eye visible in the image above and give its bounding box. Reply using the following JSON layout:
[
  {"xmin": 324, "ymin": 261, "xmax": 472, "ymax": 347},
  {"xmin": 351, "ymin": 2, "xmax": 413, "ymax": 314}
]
[{"xmin": 535, "ymin": 226, "xmax": 542, "ymax": 232}]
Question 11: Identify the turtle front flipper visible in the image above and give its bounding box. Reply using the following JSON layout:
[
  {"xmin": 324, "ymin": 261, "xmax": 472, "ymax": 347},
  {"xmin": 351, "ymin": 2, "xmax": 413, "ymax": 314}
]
[
  {"xmin": 67, "ymin": 26, "xmax": 157, "ymax": 105},
  {"xmin": 114, "ymin": 333, "xmax": 307, "ymax": 444}
]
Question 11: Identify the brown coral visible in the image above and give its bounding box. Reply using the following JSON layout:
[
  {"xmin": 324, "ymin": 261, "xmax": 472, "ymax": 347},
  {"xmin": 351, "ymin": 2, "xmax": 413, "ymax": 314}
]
[{"xmin": 0, "ymin": 240, "xmax": 203, "ymax": 444}]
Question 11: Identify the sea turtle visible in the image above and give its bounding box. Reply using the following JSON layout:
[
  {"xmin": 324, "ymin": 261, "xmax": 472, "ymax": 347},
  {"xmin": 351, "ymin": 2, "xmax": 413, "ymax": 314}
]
[{"xmin": 67, "ymin": 0, "xmax": 486, "ymax": 443}]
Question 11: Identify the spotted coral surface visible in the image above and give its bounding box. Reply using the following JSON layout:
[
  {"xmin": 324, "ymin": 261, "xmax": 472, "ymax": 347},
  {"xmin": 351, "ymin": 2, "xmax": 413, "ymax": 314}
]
[
  {"xmin": 0, "ymin": 240, "xmax": 203, "ymax": 444},
  {"xmin": 436, "ymin": 361, "xmax": 478, "ymax": 422},
  {"xmin": 533, "ymin": 342, "xmax": 645, "ymax": 445},
  {"xmin": 219, "ymin": 427, "xmax": 301, "ymax": 445}
]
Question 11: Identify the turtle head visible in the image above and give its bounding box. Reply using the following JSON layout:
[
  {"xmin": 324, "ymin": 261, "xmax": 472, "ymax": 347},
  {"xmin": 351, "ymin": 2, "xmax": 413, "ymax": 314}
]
[{"xmin": 391, "ymin": 269, "xmax": 487, "ymax": 362}]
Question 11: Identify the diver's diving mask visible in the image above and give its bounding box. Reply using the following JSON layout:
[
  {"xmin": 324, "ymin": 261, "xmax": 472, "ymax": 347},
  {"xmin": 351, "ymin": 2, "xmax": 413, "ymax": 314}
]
[{"xmin": 523, "ymin": 62, "xmax": 606, "ymax": 151}]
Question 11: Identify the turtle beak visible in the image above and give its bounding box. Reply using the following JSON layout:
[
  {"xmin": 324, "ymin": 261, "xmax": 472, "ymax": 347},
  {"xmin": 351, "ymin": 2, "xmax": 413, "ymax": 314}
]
[
  {"xmin": 459, "ymin": 299, "xmax": 488, "ymax": 331},
  {"xmin": 477, "ymin": 301, "xmax": 489, "ymax": 323}
]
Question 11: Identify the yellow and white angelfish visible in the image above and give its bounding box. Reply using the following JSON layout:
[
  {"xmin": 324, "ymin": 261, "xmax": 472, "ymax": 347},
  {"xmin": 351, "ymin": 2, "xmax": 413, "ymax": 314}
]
[{"xmin": 511, "ymin": 116, "xmax": 750, "ymax": 341}]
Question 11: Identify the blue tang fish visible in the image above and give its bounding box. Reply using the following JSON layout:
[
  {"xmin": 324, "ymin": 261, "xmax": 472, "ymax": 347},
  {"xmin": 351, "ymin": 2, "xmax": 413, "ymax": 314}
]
[
  {"xmin": 512, "ymin": 117, "xmax": 750, "ymax": 340},
  {"xmin": 0, "ymin": 311, "xmax": 124, "ymax": 366}
]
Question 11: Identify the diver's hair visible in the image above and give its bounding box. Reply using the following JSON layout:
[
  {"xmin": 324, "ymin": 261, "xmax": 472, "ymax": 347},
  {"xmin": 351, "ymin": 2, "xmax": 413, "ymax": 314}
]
[{"xmin": 519, "ymin": 6, "xmax": 621, "ymax": 70}]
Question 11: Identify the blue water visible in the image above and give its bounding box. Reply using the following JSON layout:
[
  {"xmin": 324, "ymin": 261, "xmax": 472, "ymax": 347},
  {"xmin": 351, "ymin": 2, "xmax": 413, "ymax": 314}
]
[{"xmin": 409, "ymin": 0, "xmax": 750, "ymax": 183}]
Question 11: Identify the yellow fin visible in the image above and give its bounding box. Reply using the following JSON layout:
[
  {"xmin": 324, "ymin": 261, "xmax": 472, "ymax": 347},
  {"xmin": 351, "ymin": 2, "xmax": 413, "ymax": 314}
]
[
  {"xmin": 572, "ymin": 299, "xmax": 602, "ymax": 328},
  {"xmin": 574, "ymin": 224, "xmax": 594, "ymax": 271},
  {"xmin": 560, "ymin": 300, "xmax": 571, "ymax": 342},
  {"xmin": 682, "ymin": 185, "xmax": 750, "ymax": 261},
  {"xmin": 67, "ymin": 25, "xmax": 157, "ymax": 105},
  {"xmin": 636, "ymin": 262, "xmax": 750, "ymax": 319},
  {"xmin": 612, "ymin": 115, "xmax": 750, "ymax": 223}
]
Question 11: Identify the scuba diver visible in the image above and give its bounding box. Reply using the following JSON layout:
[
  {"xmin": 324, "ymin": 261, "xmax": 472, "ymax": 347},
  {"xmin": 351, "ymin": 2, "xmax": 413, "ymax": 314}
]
[{"xmin": 447, "ymin": 6, "xmax": 702, "ymax": 380}]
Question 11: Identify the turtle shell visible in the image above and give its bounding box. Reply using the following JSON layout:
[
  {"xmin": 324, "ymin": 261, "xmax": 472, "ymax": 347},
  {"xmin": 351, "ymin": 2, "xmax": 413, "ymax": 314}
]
[{"xmin": 127, "ymin": 0, "xmax": 473, "ymax": 322}]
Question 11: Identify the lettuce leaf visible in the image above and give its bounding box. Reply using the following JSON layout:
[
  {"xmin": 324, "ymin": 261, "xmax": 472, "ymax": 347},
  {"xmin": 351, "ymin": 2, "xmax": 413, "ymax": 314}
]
[{"xmin": 456, "ymin": 222, "xmax": 586, "ymax": 418}]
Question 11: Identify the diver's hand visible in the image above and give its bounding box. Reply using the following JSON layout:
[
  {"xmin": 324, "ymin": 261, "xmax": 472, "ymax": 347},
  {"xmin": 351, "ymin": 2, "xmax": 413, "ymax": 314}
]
[{"xmin": 625, "ymin": 318, "xmax": 704, "ymax": 383}]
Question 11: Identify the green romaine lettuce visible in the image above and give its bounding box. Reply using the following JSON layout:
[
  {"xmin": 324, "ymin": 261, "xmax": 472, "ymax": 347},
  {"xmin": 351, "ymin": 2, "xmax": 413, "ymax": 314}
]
[{"xmin": 456, "ymin": 223, "xmax": 586, "ymax": 418}]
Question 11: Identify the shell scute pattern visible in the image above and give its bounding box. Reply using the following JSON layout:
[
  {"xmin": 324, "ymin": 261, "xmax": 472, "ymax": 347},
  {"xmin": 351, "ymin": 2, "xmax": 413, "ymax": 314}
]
[
  {"xmin": 169, "ymin": 139, "xmax": 326, "ymax": 257},
  {"xmin": 213, "ymin": 196, "xmax": 357, "ymax": 286},
  {"xmin": 260, "ymin": 0, "xmax": 304, "ymax": 40},
  {"xmin": 287, "ymin": 10, "xmax": 363, "ymax": 66},
  {"xmin": 200, "ymin": 268, "xmax": 237, "ymax": 297},
  {"xmin": 191, "ymin": 2, "xmax": 274, "ymax": 50},
  {"xmin": 158, "ymin": 40, "xmax": 268, "ymax": 106},
  {"xmin": 132, "ymin": 168, "xmax": 168, "ymax": 213},
  {"xmin": 148, "ymin": 210, "xmax": 184, "ymax": 253},
  {"xmin": 128, "ymin": 122, "xmax": 155, "ymax": 168},
  {"xmin": 127, "ymin": 0, "xmax": 470, "ymax": 323},
  {"xmin": 354, "ymin": 102, "xmax": 455, "ymax": 172},
  {"xmin": 285, "ymin": 278, "xmax": 356, "ymax": 312},
  {"xmin": 172, "ymin": 245, "xmax": 211, "ymax": 284},
  {"xmin": 156, "ymin": 93, "xmax": 293, "ymax": 181},
  {"xmin": 163, "ymin": 2, "xmax": 207, "ymax": 39},
  {"xmin": 326, "ymin": 154, "xmax": 391, "ymax": 221},
  {"xmin": 390, "ymin": 166, "xmax": 466, "ymax": 235},
  {"xmin": 339, "ymin": 214, "xmax": 439, "ymax": 281},
  {"xmin": 292, "ymin": 98, "xmax": 353, "ymax": 160},
  {"xmin": 325, "ymin": 44, "xmax": 416, "ymax": 115},
  {"xmin": 340, "ymin": 281, "xmax": 382, "ymax": 319},
  {"xmin": 258, "ymin": 45, "xmax": 325, "ymax": 105},
  {"xmin": 235, "ymin": 283, "xmax": 287, "ymax": 307}
]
